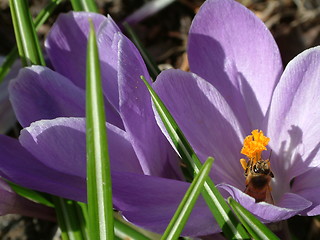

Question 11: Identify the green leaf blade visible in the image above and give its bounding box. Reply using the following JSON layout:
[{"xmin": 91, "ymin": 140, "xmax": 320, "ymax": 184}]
[
  {"xmin": 8, "ymin": 181, "xmax": 54, "ymax": 207},
  {"xmin": 228, "ymin": 197, "xmax": 280, "ymax": 240},
  {"xmin": 70, "ymin": 0, "xmax": 98, "ymax": 12},
  {"xmin": 52, "ymin": 197, "xmax": 88, "ymax": 240},
  {"xmin": 81, "ymin": 0, "xmax": 98, "ymax": 12},
  {"xmin": 0, "ymin": 0, "xmax": 62, "ymax": 82},
  {"xmin": 114, "ymin": 218, "xmax": 151, "ymax": 240},
  {"xmin": 86, "ymin": 20, "xmax": 114, "ymax": 240},
  {"xmin": 161, "ymin": 157, "xmax": 214, "ymax": 240},
  {"xmin": 9, "ymin": 0, "xmax": 45, "ymax": 67}
]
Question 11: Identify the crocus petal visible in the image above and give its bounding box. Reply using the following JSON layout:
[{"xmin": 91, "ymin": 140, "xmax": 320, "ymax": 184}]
[
  {"xmin": 153, "ymin": 69, "xmax": 245, "ymax": 188},
  {"xmin": 219, "ymin": 183, "xmax": 311, "ymax": 222},
  {"xmin": 19, "ymin": 117, "xmax": 143, "ymax": 178},
  {"xmin": 97, "ymin": 16, "xmax": 122, "ymax": 111},
  {"xmin": 0, "ymin": 134, "xmax": 86, "ymax": 202},
  {"xmin": 118, "ymin": 34, "xmax": 181, "ymax": 179},
  {"xmin": 0, "ymin": 179, "xmax": 55, "ymax": 221},
  {"xmin": 291, "ymin": 166, "xmax": 320, "ymax": 216},
  {"xmin": 45, "ymin": 12, "xmax": 106, "ymax": 89},
  {"xmin": 46, "ymin": 12, "xmax": 124, "ymax": 118},
  {"xmin": 9, "ymin": 66, "xmax": 123, "ymax": 128},
  {"xmin": 188, "ymin": 0, "xmax": 282, "ymax": 128},
  {"xmin": 112, "ymin": 172, "xmax": 219, "ymax": 236},
  {"xmin": 9, "ymin": 66, "xmax": 85, "ymax": 128},
  {"xmin": 266, "ymin": 47, "xmax": 320, "ymax": 179}
]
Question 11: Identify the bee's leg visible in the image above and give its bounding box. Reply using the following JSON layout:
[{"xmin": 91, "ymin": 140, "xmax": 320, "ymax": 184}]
[{"xmin": 240, "ymin": 158, "xmax": 247, "ymax": 170}]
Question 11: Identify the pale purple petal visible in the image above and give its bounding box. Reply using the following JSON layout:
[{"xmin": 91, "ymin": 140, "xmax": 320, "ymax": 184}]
[
  {"xmin": 118, "ymin": 34, "xmax": 181, "ymax": 179},
  {"xmin": 153, "ymin": 69, "xmax": 245, "ymax": 187},
  {"xmin": 219, "ymin": 184, "xmax": 311, "ymax": 222},
  {"xmin": 9, "ymin": 66, "xmax": 123, "ymax": 128},
  {"xmin": 112, "ymin": 172, "xmax": 219, "ymax": 236},
  {"xmin": 266, "ymin": 47, "xmax": 320, "ymax": 179},
  {"xmin": 45, "ymin": 12, "xmax": 106, "ymax": 89},
  {"xmin": 9, "ymin": 66, "xmax": 85, "ymax": 127},
  {"xmin": 0, "ymin": 134, "xmax": 86, "ymax": 202},
  {"xmin": 45, "ymin": 12, "xmax": 124, "ymax": 124},
  {"xmin": 291, "ymin": 166, "xmax": 320, "ymax": 215},
  {"xmin": 0, "ymin": 179, "xmax": 55, "ymax": 221},
  {"xmin": 97, "ymin": 16, "xmax": 122, "ymax": 111},
  {"xmin": 188, "ymin": 0, "xmax": 282, "ymax": 128},
  {"xmin": 19, "ymin": 118, "xmax": 143, "ymax": 178}
]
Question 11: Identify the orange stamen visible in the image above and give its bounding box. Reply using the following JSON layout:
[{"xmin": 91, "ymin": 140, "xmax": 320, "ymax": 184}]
[{"xmin": 240, "ymin": 129, "xmax": 269, "ymax": 163}]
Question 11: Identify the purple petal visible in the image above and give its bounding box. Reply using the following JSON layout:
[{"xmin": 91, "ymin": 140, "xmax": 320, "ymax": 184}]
[
  {"xmin": 0, "ymin": 179, "xmax": 55, "ymax": 221},
  {"xmin": 219, "ymin": 184, "xmax": 311, "ymax": 222},
  {"xmin": 118, "ymin": 34, "xmax": 181, "ymax": 179},
  {"xmin": 9, "ymin": 66, "xmax": 123, "ymax": 128},
  {"xmin": 0, "ymin": 134, "xmax": 86, "ymax": 202},
  {"xmin": 291, "ymin": 166, "xmax": 320, "ymax": 215},
  {"xmin": 9, "ymin": 66, "xmax": 85, "ymax": 128},
  {"xmin": 188, "ymin": 0, "xmax": 282, "ymax": 128},
  {"xmin": 19, "ymin": 117, "xmax": 143, "ymax": 178},
  {"xmin": 46, "ymin": 12, "xmax": 124, "ymax": 122},
  {"xmin": 153, "ymin": 69, "xmax": 245, "ymax": 187},
  {"xmin": 266, "ymin": 47, "xmax": 320, "ymax": 179},
  {"xmin": 97, "ymin": 16, "xmax": 122, "ymax": 111},
  {"xmin": 45, "ymin": 12, "xmax": 106, "ymax": 89},
  {"xmin": 112, "ymin": 172, "xmax": 219, "ymax": 236}
]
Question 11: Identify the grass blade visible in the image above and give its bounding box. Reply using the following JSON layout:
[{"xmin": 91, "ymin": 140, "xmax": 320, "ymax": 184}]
[
  {"xmin": 70, "ymin": 0, "xmax": 98, "ymax": 12},
  {"xmin": 8, "ymin": 181, "xmax": 54, "ymax": 207},
  {"xmin": 70, "ymin": 0, "xmax": 83, "ymax": 11},
  {"xmin": 9, "ymin": 0, "xmax": 45, "ymax": 66},
  {"xmin": 52, "ymin": 197, "xmax": 88, "ymax": 240},
  {"xmin": 86, "ymin": 20, "xmax": 114, "ymax": 240},
  {"xmin": 34, "ymin": 0, "xmax": 63, "ymax": 27},
  {"xmin": 0, "ymin": 0, "xmax": 62, "ymax": 82},
  {"xmin": 161, "ymin": 157, "xmax": 214, "ymax": 240},
  {"xmin": 228, "ymin": 197, "xmax": 280, "ymax": 240},
  {"xmin": 140, "ymin": 76, "xmax": 250, "ymax": 239},
  {"xmin": 114, "ymin": 218, "xmax": 151, "ymax": 240},
  {"xmin": 81, "ymin": 0, "xmax": 98, "ymax": 12}
]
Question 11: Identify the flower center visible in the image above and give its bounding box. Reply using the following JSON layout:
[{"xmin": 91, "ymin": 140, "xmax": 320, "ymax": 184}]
[{"xmin": 240, "ymin": 129, "xmax": 270, "ymax": 168}]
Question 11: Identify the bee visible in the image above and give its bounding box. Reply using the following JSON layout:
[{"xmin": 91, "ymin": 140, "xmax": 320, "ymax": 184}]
[{"xmin": 240, "ymin": 158, "xmax": 274, "ymax": 204}]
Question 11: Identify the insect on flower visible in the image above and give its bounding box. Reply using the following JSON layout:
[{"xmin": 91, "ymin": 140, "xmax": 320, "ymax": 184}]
[{"xmin": 240, "ymin": 130, "xmax": 274, "ymax": 204}]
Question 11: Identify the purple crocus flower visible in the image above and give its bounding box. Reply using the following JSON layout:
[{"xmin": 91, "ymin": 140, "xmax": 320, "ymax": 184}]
[
  {"xmin": 153, "ymin": 0, "xmax": 320, "ymax": 224},
  {"xmin": 0, "ymin": 0, "xmax": 319, "ymax": 237},
  {"xmin": 3, "ymin": 9, "xmax": 212, "ymax": 237}
]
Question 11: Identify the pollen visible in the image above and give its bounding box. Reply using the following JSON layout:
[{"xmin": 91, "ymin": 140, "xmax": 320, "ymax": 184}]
[{"xmin": 240, "ymin": 130, "xmax": 269, "ymax": 163}]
